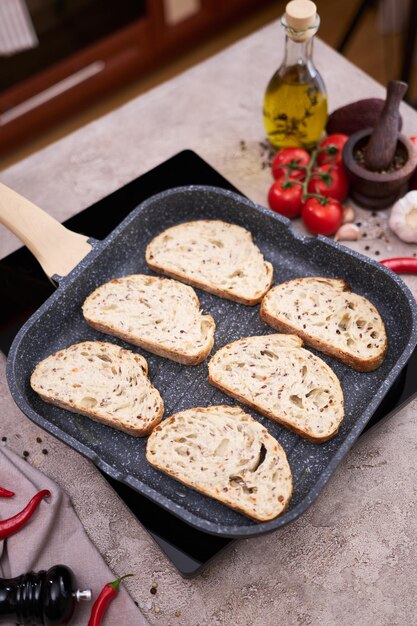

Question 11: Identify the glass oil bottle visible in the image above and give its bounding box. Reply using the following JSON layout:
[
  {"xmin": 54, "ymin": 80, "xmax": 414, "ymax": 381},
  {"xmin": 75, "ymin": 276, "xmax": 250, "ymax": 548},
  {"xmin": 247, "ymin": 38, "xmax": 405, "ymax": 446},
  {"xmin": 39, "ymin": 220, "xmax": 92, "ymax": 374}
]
[{"xmin": 263, "ymin": 0, "xmax": 328, "ymax": 150}]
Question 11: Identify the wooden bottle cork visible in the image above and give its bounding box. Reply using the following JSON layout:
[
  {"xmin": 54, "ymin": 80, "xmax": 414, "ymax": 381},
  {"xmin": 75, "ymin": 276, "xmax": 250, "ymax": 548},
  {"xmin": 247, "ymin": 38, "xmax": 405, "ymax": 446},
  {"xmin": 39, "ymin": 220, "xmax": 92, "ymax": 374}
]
[{"xmin": 285, "ymin": 0, "xmax": 317, "ymax": 32}]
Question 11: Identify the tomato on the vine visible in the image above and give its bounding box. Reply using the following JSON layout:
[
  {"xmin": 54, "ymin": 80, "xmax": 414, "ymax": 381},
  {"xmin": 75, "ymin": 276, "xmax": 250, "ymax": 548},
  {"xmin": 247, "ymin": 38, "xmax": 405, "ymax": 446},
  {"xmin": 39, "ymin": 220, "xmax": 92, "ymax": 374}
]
[
  {"xmin": 271, "ymin": 147, "xmax": 310, "ymax": 181},
  {"xmin": 307, "ymin": 163, "xmax": 349, "ymax": 201},
  {"xmin": 268, "ymin": 179, "xmax": 303, "ymax": 218},
  {"xmin": 317, "ymin": 134, "xmax": 349, "ymax": 166},
  {"xmin": 301, "ymin": 197, "xmax": 343, "ymax": 235}
]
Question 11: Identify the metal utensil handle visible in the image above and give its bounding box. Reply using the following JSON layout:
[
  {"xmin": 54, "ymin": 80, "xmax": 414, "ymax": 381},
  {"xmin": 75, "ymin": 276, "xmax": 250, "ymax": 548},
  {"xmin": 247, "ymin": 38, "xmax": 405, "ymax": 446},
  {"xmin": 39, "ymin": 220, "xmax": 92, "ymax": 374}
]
[{"xmin": 0, "ymin": 183, "xmax": 92, "ymax": 279}]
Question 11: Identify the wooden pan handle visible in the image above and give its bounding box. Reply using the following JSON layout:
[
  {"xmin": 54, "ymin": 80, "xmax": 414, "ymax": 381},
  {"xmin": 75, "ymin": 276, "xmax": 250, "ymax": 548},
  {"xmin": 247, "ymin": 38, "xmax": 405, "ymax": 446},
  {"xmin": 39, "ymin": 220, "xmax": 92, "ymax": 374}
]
[{"xmin": 0, "ymin": 183, "xmax": 92, "ymax": 280}]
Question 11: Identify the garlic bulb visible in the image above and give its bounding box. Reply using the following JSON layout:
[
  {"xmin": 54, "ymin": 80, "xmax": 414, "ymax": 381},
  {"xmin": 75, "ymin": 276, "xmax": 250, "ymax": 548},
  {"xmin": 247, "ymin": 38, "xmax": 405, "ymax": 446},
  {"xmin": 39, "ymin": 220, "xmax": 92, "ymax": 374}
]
[{"xmin": 389, "ymin": 190, "xmax": 417, "ymax": 243}]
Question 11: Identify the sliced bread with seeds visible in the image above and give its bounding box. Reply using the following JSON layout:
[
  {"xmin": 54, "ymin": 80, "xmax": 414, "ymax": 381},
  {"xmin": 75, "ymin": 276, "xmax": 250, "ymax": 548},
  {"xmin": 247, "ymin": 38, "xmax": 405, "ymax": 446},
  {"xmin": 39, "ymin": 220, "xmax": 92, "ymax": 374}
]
[
  {"xmin": 260, "ymin": 277, "xmax": 387, "ymax": 372},
  {"xmin": 146, "ymin": 405, "xmax": 292, "ymax": 522},
  {"xmin": 208, "ymin": 334, "xmax": 344, "ymax": 443},
  {"xmin": 30, "ymin": 341, "xmax": 164, "ymax": 436},
  {"xmin": 145, "ymin": 220, "xmax": 273, "ymax": 305},
  {"xmin": 82, "ymin": 275, "xmax": 215, "ymax": 365}
]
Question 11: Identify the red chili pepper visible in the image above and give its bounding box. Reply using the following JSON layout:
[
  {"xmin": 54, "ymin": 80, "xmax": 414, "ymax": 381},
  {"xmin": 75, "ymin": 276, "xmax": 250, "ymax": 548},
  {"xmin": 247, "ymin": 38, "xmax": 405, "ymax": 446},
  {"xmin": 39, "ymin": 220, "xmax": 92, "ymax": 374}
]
[
  {"xmin": 0, "ymin": 487, "xmax": 15, "ymax": 498},
  {"xmin": 380, "ymin": 257, "xmax": 417, "ymax": 274},
  {"xmin": 0, "ymin": 489, "xmax": 50, "ymax": 540},
  {"xmin": 88, "ymin": 574, "xmax": 133, "ymax": 626}
]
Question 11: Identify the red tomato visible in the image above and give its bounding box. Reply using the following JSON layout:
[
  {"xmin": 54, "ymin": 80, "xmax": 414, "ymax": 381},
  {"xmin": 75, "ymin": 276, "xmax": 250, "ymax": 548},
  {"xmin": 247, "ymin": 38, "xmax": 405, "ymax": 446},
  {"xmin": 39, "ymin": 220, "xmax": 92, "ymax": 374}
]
[
  {"xmin": 301, "ymin": 197, "xmax": 343, "ymax": 236},
  {"xmin": 268, "ymin": 179, "xmax": 303, "ymax": 218},
  {"xmin": 307, "ymin": 163, "xmax": 349, "ymax": 201},
  {"xmin": 271, "ymin": 148, "xmax": 310, "ymax": 181},
  {"xmin": 317, "ymin": 134, "xmax": 349, "ymax": 166}
]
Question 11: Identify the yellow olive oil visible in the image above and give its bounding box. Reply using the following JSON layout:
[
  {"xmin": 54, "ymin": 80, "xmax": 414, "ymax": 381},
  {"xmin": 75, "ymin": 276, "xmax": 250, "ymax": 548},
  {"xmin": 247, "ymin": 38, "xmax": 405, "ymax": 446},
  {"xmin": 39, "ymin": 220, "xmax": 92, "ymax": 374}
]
[
  {"xmin": 263, "ymin": 1, "xmax": 328, "ymax": 150},
  {"xmin": 263, "ymin": 67, "xmax": 328, "ymax": 150}
]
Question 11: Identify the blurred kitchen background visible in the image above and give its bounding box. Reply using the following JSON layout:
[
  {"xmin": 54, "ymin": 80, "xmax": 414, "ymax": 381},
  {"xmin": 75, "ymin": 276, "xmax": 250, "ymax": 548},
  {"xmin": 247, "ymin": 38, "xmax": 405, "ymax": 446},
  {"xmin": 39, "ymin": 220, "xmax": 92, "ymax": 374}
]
[{"xmin": 1, "ymin": 0, "xmax": 416, "ymax": 170}]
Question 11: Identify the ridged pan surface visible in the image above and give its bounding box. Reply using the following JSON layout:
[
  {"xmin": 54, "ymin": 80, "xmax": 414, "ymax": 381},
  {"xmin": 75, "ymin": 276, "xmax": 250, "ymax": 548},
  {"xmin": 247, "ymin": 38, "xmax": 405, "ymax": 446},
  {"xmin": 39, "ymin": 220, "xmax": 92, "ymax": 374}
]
[{"xmin": 7, "ymin": 186, "xmax": 417, "ymax": 537}]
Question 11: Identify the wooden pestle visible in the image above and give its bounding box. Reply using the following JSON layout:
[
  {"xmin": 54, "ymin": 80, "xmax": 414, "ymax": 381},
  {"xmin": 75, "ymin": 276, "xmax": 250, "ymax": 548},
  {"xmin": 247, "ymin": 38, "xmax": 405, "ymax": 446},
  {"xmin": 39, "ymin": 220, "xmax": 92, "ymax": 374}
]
[{"xmin": 364, "ymin": 80, "xmax": 408, "ymax": 172}]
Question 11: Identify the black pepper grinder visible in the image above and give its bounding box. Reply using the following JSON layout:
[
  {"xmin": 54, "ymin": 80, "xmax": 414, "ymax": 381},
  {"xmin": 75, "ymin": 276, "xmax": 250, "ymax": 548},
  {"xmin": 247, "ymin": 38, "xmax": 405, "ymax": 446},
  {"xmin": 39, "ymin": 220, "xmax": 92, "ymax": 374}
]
[{"xmin": 0, "ymin": 565, "xmax": 91, "ymax": 625}]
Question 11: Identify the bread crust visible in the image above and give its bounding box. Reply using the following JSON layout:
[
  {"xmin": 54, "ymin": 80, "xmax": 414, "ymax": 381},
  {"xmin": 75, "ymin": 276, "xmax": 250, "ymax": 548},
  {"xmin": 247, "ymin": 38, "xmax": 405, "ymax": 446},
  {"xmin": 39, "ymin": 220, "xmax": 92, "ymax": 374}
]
[
  {"xmin": 145, "ymin": 220, "xmax": 274, "ymax": 305},
  {"xmin": 30, "ymin": 341, "xmax": 164, "ymax": 436},
  {"xmin": 147, "ymin": 450, "xmax": 292, "ymax": 522},
  {"xmin": 207, "ymin": 375, "xmax": 339, "ymax": 443},
  {"xmin": 34, "ymin": 389, "xmax": 164, "ymax": 436},
  {"xmin": 146, "ymin": 406, "xmax": 293, "ymax": 522},
  {"xmin": 260, "ymin": 277, "xmax": 387, "ymax": 372},
  {"xmin": 83, "ymin": 275, "xmax": 215, "ymax": 365},
  {"xmin": 207, "ymin": 334, "xmax": 344, "ymax": 443},
  {"xmin": 259, "ymin": 308, "xmax": 386, "ymax": 372},
  {"xmin": 84, "ymin": 318, "xmax": 215, "ymax": 365},
  {"xmin": 146, "ymin": 259, "xmax": 273, "ymax": 306}
]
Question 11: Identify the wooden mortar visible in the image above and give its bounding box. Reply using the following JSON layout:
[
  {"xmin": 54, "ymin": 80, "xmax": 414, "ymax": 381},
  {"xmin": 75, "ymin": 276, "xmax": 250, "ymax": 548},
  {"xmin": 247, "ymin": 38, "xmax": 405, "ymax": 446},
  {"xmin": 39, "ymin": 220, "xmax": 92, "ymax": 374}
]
[
  {"xmin": 342, "ymin": 130, "xmax": 417, "ymax": 209},
  {"xmin": 342, "ymin": 80, "xmax": 417, "ymax": 209}
]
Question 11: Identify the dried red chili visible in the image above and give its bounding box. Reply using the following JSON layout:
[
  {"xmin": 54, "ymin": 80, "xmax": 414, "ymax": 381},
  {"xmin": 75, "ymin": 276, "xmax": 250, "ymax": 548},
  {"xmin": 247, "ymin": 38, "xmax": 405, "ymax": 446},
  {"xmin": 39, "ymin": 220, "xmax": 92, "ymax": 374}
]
[
  {"xmin": 0, "ymin": 489, "xmax": 50, "ymax": 540},
  {"xmin": 87, "ymin": 574, "xmax": 133, "ymax": 626},
  {"xmin": 380, "ymin": 257, "xmax": 417, "ymax": 274},
  {"xmin": 0, "ymin": 487, "xmax": 15, "ymax": 498}
]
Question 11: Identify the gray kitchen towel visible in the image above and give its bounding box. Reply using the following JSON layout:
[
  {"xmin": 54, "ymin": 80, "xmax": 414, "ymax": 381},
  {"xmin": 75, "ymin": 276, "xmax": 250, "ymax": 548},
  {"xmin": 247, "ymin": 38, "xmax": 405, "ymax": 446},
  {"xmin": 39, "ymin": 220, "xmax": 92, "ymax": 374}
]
[{"xmin": 0, "ymin": 445, "xmax": 149, "ymax": 625}]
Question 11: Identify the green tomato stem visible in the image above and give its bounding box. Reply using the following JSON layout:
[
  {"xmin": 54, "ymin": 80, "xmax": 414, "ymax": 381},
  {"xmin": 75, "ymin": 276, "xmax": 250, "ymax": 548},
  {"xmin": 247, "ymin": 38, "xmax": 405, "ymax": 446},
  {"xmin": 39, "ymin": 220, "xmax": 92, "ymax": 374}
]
[{"xmin": 274, "ymin": 146, "xmax": 336, "ymax": 205}]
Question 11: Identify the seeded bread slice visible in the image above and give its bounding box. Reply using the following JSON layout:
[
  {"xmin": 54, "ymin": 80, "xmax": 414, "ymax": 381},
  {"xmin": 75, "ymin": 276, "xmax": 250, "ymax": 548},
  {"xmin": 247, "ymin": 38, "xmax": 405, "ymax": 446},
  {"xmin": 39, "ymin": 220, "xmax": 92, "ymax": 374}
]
[
  {"xmin": 82, "ymin": 275, "xmax": 215, "ymax": 365},
  {"xmin": 260, "ymin": 277, "xmax": 387, "ymax": 372},
  {"xmin": 145, "ymin": 220, "xmax": 273, "ymax": 305},
  {"xmin": 30, "ymin": 341, "xmax": 164, "ymax": 436},
  {"xmin": 208, "ymin": 334, "xmax": 344, "ymax": 443},
  {"xmin": 146, "ymin": 405, "xmax": 292, "ymax": 522}
]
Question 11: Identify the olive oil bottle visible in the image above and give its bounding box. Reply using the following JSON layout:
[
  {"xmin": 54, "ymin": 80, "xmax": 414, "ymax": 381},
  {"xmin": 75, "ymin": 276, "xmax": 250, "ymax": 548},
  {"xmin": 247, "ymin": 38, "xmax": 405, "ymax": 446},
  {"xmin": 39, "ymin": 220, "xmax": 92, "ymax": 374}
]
[{"xmin": 263, "ymin": 0, "xmax": 327, "ymax": 150}]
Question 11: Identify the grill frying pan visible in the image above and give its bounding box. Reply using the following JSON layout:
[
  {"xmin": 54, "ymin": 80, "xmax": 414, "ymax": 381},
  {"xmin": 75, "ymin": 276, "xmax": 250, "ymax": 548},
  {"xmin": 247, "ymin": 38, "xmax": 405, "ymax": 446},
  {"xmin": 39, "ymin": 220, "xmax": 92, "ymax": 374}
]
[{"xmin": 2, "ymin": 182, "xmax": 417, "ymax": 538}]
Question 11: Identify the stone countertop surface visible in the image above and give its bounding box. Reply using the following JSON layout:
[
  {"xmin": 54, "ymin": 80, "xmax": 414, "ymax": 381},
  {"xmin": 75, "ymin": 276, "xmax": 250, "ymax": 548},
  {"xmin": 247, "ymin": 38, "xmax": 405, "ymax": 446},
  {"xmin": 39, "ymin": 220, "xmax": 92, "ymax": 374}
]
[{"xmin": 1, "ymin": 20, "xmax": 417, "ymax": 626}]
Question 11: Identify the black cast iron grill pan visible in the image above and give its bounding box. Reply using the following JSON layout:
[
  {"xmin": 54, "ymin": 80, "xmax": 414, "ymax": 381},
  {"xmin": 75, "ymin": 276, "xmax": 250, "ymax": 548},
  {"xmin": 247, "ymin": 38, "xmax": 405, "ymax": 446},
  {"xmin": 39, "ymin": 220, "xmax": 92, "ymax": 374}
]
[{"xmin": 3, "ymin": 183, "xmax": 417, "ymax": 538}]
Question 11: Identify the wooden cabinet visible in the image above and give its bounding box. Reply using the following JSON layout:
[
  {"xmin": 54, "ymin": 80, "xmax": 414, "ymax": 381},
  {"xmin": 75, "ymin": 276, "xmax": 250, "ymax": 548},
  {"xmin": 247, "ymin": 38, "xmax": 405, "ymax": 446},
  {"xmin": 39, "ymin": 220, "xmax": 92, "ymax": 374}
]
[{"xmin": 0, "ymin": 0, "xmax": 271, "ymax": 156}]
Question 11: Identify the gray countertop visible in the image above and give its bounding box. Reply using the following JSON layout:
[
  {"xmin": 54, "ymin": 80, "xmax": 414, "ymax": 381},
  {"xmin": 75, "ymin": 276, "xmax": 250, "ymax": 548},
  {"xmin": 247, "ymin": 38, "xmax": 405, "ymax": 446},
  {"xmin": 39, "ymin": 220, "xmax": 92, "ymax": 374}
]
[{"xmin": 1, "ymin": 20, "xmax": 417, "ymax": 626}]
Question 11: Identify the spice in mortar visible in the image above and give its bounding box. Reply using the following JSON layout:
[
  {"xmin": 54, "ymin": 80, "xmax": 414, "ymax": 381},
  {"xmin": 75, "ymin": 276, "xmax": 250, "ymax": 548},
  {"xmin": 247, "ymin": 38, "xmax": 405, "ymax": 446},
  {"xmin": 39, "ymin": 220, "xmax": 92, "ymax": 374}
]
[{"xmin": 354, "ymin": 147, "xmax": 406, "ymax": 173}]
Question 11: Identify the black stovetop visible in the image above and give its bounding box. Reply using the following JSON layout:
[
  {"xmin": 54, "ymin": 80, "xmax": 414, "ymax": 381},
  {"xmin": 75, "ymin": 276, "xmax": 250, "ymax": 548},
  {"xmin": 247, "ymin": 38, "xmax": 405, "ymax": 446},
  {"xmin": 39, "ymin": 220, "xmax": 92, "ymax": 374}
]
[{"xmin": 1, "ymin": 150, "xmax": 416, "ymax": 577}]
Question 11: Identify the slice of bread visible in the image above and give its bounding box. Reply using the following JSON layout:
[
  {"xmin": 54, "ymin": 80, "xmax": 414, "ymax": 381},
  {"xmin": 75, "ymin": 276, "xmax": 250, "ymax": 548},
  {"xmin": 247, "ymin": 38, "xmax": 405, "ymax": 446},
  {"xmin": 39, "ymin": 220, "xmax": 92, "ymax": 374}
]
[
  {"xmin": 208, "ymin": 334, "xmax": 344, "ymax": 443},
  {"xmin": 145, "ymin": 220, "xmax": 273, "ymax": 305},
  {"xmin": 260, "ymin": 277, "xmax": 387, "ymax": 372},
  {"xmin": 146, "ymin": 405, "xmax": 292, "ymax": 522},
  {"xmin": 30, "ymin": 341, "xmax": 164, "ymax": 436},
  {"xmin": 82, "ymin": 275, "xmax": 215, "ymax": 366}
]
